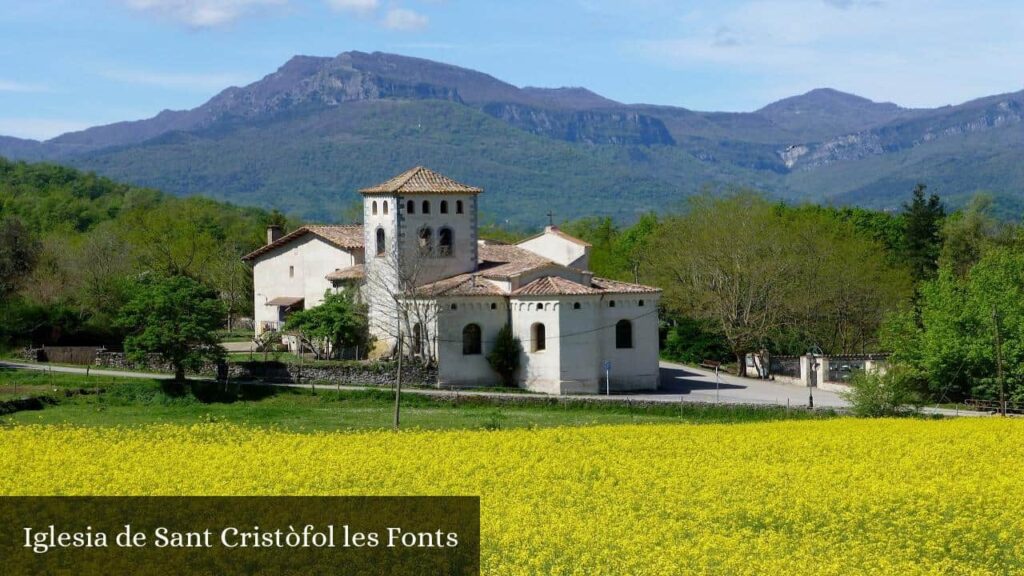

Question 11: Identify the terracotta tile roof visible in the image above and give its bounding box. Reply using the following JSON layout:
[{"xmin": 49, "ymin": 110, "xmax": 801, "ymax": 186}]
[
  {"xmin": 512, "ymin": 276, "xmax": 600, "ymax": 296},
  {"xmin": 591, "ymin": 277, "xmax": 662, "ymax": 294},
  {"xmin": 359, "ymin": 166, "xmax": 483, "ymax": 195},
  {"xmin": 242, "ymin": 225, "xmax": 363, "ymax": 261},
  {"xmin": 325, "ymin": 263, "xmax": 365, "ymax": 281},
  {"xmin": 477, "ymin": 243, "xmax": 554, "ymax": 279},
  {"xmin": 517, "ymin": 226, "xmax": 592, "ymax": 247},
  {"xmin": 416, "ymin": 274, "xmax": 507, "ymax": 297}
]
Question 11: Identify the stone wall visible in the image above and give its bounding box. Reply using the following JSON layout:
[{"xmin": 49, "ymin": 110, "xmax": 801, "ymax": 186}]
[{"xmin": 91, "ymin": 351, "xmax": 437, "ymax": 388}]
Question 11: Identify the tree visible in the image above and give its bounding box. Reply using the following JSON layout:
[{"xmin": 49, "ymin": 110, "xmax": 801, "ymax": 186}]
[
  {"xmin": 487, "ymin": 324, "xmax": 523, "ymax": 387},
  {"xmin": 902, "ymin": 184, "xmax": 945, "ymax": 283},
  {"xmin": 841, "ymin": 366, "xmax": 923, "ymax": 417},
  {"xmin": 884, "ymin": 248, "xmax": 1024, "ymax": 403},
  {"xmin": 648, "ymin": 193, "xmax": 911, "ymax": 375},
  {"xmin": 283, "ymin": 290, "xmax": 370, "ymax": 360},
  {"xmin": 0, "ymin": 216, "xmax": 41, "ymax": 300},
  {"xmin": 938, "ymin": 193, "xmax": 1013, "ymax": 278},
  {"xmin": 116, "ymin": 275, "xmax": 226, "ymax": 381},
  {"xmin": 647, "ymin": 193, "xmax": 805, "ymax": 375}
]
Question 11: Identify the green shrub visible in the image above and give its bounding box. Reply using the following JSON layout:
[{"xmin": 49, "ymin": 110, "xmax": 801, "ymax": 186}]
[{"xmin": 842, "ymin": 366, "xmax": 923, "ymax": 417}]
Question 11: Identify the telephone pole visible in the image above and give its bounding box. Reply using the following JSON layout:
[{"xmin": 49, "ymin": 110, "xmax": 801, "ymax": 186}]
[{"xmin": 993, "ymin": 308, "xmax": 1006, "ymax": 417}]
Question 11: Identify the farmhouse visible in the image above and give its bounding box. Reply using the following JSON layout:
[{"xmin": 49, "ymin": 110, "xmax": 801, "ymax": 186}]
[{"xmin": 243, "ymin": 167, "xmax": 661, "ymax": 394}]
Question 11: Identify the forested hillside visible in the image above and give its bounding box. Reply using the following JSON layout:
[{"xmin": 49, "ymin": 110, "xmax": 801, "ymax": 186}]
[
  {"xmin": 2, "ymin": 51, "xmax": 1022, "ymax": 226},
  {"xmin": 0, "ymin": 158, "xmax": 279, "ymax": 346}
]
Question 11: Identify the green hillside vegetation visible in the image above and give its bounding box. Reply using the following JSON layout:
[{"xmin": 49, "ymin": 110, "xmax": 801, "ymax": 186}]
[
  {"xmin": 67, "ymin": 100, "xmax": 784, "ymax": 227},
  {"xmin": 0, "ymin": 158, "xmax": 277, "ymax": 347}
]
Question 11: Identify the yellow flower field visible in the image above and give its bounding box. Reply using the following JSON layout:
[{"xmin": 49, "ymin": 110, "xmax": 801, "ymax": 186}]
[{"xmin": 2, "ymin": 419, "xmax": 1023, "ymax": 575}]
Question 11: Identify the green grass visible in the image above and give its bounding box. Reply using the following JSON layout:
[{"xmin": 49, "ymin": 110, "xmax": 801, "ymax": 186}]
[{"xmin": 0, "ymin": 369, "xmax": 833, "ymax": 432}]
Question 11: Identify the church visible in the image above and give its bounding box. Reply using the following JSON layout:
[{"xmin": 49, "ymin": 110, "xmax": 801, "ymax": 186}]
[{"xmin": 243, "ymin": 167, "xmax": 661, "ymax": 395}]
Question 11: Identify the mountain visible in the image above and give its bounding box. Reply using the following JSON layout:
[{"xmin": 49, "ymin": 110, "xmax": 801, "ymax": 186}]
[
  {"xmin": 756, "ymin": 88, "xmax": 914, "ymax": 142},
  {"xmin": 2, "ymin": 51, "xmax": 1022, "ymax": 226}
]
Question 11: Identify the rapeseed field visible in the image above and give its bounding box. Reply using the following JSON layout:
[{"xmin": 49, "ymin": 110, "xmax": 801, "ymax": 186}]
[{"xmin": 2, "ymin": 419, "xmax": 1021, "ymax": 575}]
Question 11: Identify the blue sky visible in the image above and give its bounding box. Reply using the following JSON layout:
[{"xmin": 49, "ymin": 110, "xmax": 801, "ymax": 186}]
[{"xmin": 1, "ymin": 0, "xmax": 1022, "ymax": 140}]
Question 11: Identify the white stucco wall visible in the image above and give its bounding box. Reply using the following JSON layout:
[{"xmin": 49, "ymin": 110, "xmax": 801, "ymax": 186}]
[
  {"xmin": 597, "ymin": 294, "xmax": 661, "ymax": 391},
  {"xmin": 435, "ymin": 297, "xmax": 508, "ymax": 387},
  {"xmin": 510, "ymin": 298, "xmax": 564, "ymax": 394},
  {"xmin": 517, "ymin": 228, "xmax": 590, "ymax": 269},
  {"xmin": 252, "ymin": 235, "xmax": 359, "ymax": 335},
  {"xmin": 396, "ymin": 193, "xmax": 479, "ymax": 286}
]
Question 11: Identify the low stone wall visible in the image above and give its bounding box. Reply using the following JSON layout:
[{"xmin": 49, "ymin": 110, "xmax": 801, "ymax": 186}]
[{"xmin": 91, "ymin": 352, "xmax": 438, "ymax": 388}]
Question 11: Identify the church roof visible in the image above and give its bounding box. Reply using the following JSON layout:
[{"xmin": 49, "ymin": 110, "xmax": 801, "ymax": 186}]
[
  {"xmin": 416, "ymin": 274, "xmax": 506, "ymax": 297},
  {"xmin": 326, "ymin": 264, "xmax": 365, "ymax": 282},
  {"xmin": 359, "ymin": 166, "xmax": 483, "ymax": 195},
  {"xmin": 591, "ymin": 277, "xmax": 662, "ymax": 294},
  {"xmin": 242, "ymin": 225, "xmax": 364, "ymax": 261},
  {"xmin": 512, "ymin": 276, "xmax": 600, "ymax": 296},
  {"xmin": 517, "ymin": 225, "xmax": 592, "ymax": 248},
  {"xmin": 477, "ymin": 243, "xmax": 555, "ymax": 279}
]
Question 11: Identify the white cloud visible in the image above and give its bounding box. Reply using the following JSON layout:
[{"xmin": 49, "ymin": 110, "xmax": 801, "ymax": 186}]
[
  {"xmin": 0, "ymin": 118, "xmax": 92, "ymax": 141},
  {"xmin": 630, "ymin": 0, "xmax": 1024, "ymax": 109},
  {"xmin": 119, "ymin": 0, "xmax": 287, "ymax": 28},
  {"xmin": 382, "ymin": 8, "xmax": 428, "ymax": 31},
  {"xmin": 0, "ymin": 80, "xmax": 48, "ymax": 93},
  {"xmin": 99, "ymin": 68, "xmax": 253, "ymax": 91},
  {"xmin": 325, "ymin": 0, "xmax": 378, "ymax": 14}
]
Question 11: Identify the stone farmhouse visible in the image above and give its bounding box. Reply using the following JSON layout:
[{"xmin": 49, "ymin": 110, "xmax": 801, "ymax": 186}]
[{"xmin": 243, "ymin": 167, "xmax": 661, "ymax": 395}]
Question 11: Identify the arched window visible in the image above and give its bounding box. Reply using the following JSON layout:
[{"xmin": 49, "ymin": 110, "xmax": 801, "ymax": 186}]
[
  {"xmin": 412, "ymin": 323, "xmax": 423, "ymax": 355},
  {"xmin": 573, "ymin": 302, "xmax": 581, "ymax": 310},
  {"xmin": 372, "ymin": 201, "xmax": 378, "ymax": 216},
  {"xmin": 609, "ymin": 300, "xmax": 616, "ymax": 308},
  {"xmin": 462, "ymin": 324, "xmax": 482, "ymax": 355},
  {"xmin": 438, "ymin": 227, "xmax": 453, "ymax": 256},
  {"xmin": 440, "ymin": 200, "xmax": 448, "ymax": 214},
  {"xmin": 383, "ymin": 201, "xmax": 389, "ymax": 215},
  {"xmin": 406, "ymin": 200, "xmax": 415, "ymax": 214},
  {"xmin": 456, "ymin": 200, "xmax": 464, "ymax": 214},
  {"xmin": 450, "ymin": 303, "xmax": 458, "ymax": 310},
  {"xmin": 422, "ymin": 200, "xmax": 430, "ymax": 214},
  {"xmin": 531, "ymin": 323, "xmax": 546, "ymax": 352},
  {"xmin": 615, "ymin": 319, "xmax": 633, "ymax": 349},
  {"xmin": 375, "ymin": 228, "xmax": 386, "ymax": 256},
  {"xmin": 490, "ymin": 302, "xmax": 497, "ymax": 310},
  {"xmin": 638, "ymin": 299, "xmax": 645, "ymax": 307},
  {"xmin": 418, "ymin": 227, "xmax": 433, "ymax": 255}
]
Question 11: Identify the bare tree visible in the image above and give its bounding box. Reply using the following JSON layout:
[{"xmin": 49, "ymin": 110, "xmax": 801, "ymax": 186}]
[{"xmin": 362, "ymin": 234, "xmax": 443, "ymax": 429}]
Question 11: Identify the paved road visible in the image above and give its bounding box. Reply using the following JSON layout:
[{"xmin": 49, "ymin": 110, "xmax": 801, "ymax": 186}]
[
  {"xmin": 655, "ymin": 361, "xmax": 848, "ymax": 408},
  {"xmin": 0, "ymin": 359, "xmax": 987, "ymax": 416}
]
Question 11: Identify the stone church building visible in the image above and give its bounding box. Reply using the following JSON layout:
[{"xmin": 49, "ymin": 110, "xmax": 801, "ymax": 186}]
[{"xmin": 244, "ymin": 167, "xmax": 661, "ymax": 395}]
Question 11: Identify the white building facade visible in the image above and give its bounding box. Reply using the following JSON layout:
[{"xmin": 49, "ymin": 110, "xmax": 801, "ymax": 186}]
[{"xmin": 245, "ymin": 166, "xmax": 662, "ymax": 395}]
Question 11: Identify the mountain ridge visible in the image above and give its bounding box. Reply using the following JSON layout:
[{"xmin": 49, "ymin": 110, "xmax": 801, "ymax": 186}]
[{"xmin": 2, "ymin": 50, "xmax": 1022, "ymax": 225}]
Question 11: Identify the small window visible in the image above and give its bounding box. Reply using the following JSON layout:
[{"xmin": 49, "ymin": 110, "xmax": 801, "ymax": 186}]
[
  {"xmin": 372, "ymin": 201, "xmax": 378, "ymax": 216},
  {"xmin": 573, "ymin": 302, "xmax": 581, "ymax": 310},
  {"xmin": 639, "ymin": 299, "xmax": 645, "ymax": 307},
  {"xmin": 438, "ymin": 227, "xmax": 453, "ymax": 256},
  {"xmin": 376, "ymin": 228, "xmax": 386, "ymax": 257},
  {"xmin": 615, "ymin": 319, "xmax": 633, "ymax": 349},
  {"xmin": 609, "ymin": 300, "xmax": 616, "ymax": 308},
  {"xmin": 383, "ymin": 201, "xmax": 389, "ymax": 215},
  {"xmin": 440, "ymin": 200, "xmax": 449, "ymax": 214},
  {"xmin": 531, "ymin": 323, "xmax": 546, "ymax": 352},
  {"xmin": 456, "ymin": 200, "xmax": 464, "ymax": 214},
  {"xmin": 407, "ymin": 200, "xmax": 415, "ymax": 214},
  {"xmin": 462, "ymin": 324, "xmax": 482, "ymax": 355},
  {"xmin": 418, "ymin": 227, "xmax": 433, "ymax": 255},
  {"xmin": 490, "ymin": 303, "xmax": 497, "ymax": 310},
  {"xmin": 450, "ymin": 303, "xmax": 458, "ymax": 310},
  {"xmin": 412, "ymin": 323, "xmax": 423, "ymax": 355},
  {"xmin": 289, "ymin": 265, "xmax": 294, "ymax": 278},
  {"xmin": 422, "ymin": 200, "xmax": 430, "ymax": 214}
]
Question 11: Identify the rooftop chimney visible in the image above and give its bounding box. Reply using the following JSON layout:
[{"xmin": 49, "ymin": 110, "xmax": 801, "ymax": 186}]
[{"xmin": 267, "ymin": 225, "xmax": 283, "ymax": 245}]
